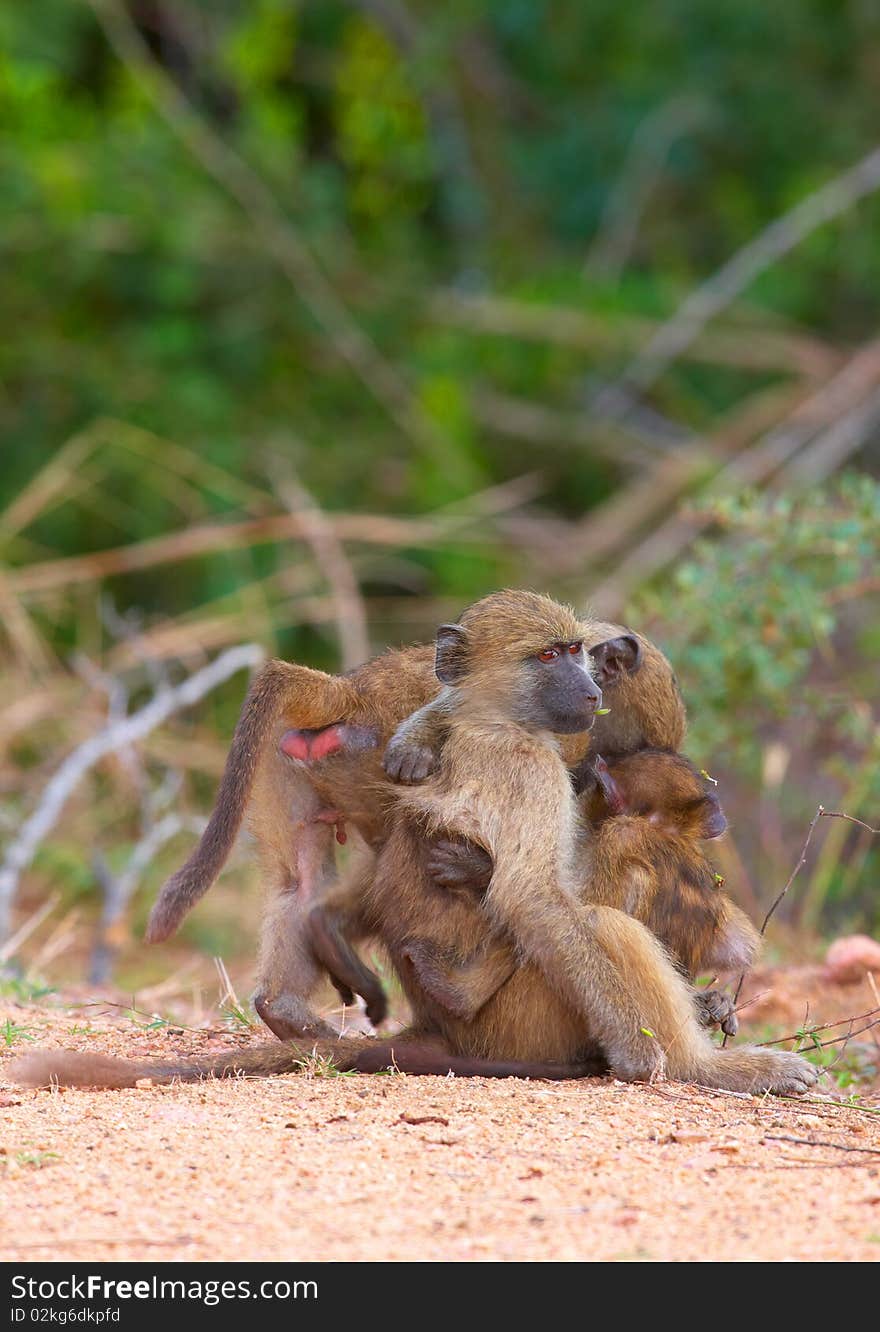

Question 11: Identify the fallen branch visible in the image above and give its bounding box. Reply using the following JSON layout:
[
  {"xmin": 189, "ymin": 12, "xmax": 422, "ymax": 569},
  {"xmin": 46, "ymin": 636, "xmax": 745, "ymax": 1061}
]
[
  {"xmin": 9, "ymin": 509, "xmax": 504, "ymax": 598},
  {"xmin": 0, "ymin": 644, "xmax": 264, "ymax": 942},
  {"xmin": 757, "ymin": 1006, "xmax": 880, "ymax": 1050},
  {"xmin": 764, "ymin": 1134, "xmax": 880, "ymax": 1158},
  {"xmin": 90, "ymin": 813, "xmax": 208, "ymax": 984}
]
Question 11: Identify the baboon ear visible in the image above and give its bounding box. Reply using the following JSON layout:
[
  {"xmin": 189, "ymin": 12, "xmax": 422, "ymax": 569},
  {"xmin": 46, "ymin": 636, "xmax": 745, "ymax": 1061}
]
[
  {"xmin": 701, "ymin": 795, "xmax": 728, "ymax": 840},
  {"xmin": 590, "ymin": 634, "xmax": 641, "ymax": 686},
  {"xmin": 435, "ymin": 624, "xmax": 469, "ymax": 684}
]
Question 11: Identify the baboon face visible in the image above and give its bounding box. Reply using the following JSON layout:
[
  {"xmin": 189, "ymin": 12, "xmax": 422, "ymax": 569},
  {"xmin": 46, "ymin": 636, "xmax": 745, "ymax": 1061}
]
[
  {"xmin": 518, "ymin": 639, "xmax": 602, "ymax": 734},
  {"xmin": 586, "ymin": 751, "xmax": 728, "ymax": 840},
  {"xmin": 434, "ymin": 604, "xmax": 602, "ymax": 736}
]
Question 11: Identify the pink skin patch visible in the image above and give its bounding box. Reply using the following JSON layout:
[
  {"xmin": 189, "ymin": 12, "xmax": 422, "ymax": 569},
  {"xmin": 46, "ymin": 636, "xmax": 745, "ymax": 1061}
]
[
  {"xmin": 279, "ymin": 730, "xmax": 311, "ymax": 761},
  {"xmin": 280, "ymin": 725, "xmax": 347, "ymax": 762},
  {"xmin": 279, "ymin": 722, "xmax": 379, "ymax": 765},
  {"xmin": 279, "ymin": 723, "xmax": 380, "ymax": 846},
  {"xmin": 309, "ymin": 724, "xmax": 347, "ymax": 761}
]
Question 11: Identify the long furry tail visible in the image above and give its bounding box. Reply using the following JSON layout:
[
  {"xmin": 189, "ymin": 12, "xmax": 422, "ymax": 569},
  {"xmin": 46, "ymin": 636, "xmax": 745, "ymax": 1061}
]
[
  {"xmin": 145, "ymin": 660, "xmax": 355, "ymax": 944},
  {"xmin": 7, "ymin": 1036, "xmax": 603, "ymax": 1088}
]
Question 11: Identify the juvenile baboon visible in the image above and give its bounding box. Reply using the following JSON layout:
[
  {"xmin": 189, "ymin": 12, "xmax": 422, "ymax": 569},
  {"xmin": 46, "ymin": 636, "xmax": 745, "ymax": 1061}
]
[
  {"xmin": 329, "ymin": 592, "xmax": 813, "ymax": 1093},
  {"xmin": 12, "ymin": 593, "xmax": 814, "ymax": 1094},
  {"xmin": 390, "ymin": 750, "xmax": 758, "ymax": 1036},
  {"xmin": 145, "ymin": 608, "xmax": 685, "ymax": 1041}
]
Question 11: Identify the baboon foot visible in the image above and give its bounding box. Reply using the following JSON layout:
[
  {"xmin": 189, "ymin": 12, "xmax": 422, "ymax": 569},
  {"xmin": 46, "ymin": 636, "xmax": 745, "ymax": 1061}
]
[{"xmin": 254, "ymin": 992, "xmax": 338, "ymax": 1043}]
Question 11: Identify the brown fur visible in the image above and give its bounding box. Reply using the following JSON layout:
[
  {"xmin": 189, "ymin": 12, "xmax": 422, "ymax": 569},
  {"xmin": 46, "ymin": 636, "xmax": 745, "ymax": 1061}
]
[
  {"xmin": 9, "ymin": 1038, "xmax": 604, "ymax": 1088},
  {"xmin": 350, "ymin": 593, "xmax": 815, "ymax": 1093},
  {"xmin": 392, "ymin": 751, "xmax": 759, "ymax": 1025},
  {"xmin": 15, "ymin": 594, "xmax": 813, "ymax": 1094},
  {"xmin": 146, "ymin": 595, "xmax": 678, "ymax": 1042},
  {"xmin": 582, "ymin": 751, "xmax": 759, "ymax": 978}
]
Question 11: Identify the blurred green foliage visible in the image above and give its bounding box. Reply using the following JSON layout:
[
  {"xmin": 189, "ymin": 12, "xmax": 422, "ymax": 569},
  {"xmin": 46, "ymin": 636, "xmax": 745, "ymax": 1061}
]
[
  {"xmin": 638, "ymin": 475, "xmax": 879, "ymax": 768},
  {"xmin": 5, "ymin": 0, "xmax": 880, "ymax": 529},
  {"xmin": 635, "ymin": 476, "xmax": 879, "ymax": 931},
  {"xmin": 0, "ymin": 2, "xmax": 878, "ymax": 971}
]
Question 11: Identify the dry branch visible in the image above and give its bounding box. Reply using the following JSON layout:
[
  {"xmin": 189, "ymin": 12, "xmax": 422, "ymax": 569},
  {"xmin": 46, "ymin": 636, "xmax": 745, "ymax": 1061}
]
[
  {"xmin": 764, "ymin": 1134, "xmax": 880, "ymax": 1157},
  {"xmin": 595, "ymin": 142, "xmax": 880, "ymax": 413},
  {"xmin": 269, "ymin": 465, "xmax": 370, "ymax": 671},
  {"xmin": 9, "ymin": 506, "xmax": 524, "ymax": 600},
  {"xmin": 588, "ymin": 344, "xmax": 880, "ymax": 614},
  {"xmin": 430, "ymin": 289, "xmax": 839, "ymax": 378},
  {"xmin": 0, "ymin": 644, "xmax": 264, "ymax": 943},
  {"xmin": 723, "ymin": 805, "xmax": 880, "ymax": 1049}
]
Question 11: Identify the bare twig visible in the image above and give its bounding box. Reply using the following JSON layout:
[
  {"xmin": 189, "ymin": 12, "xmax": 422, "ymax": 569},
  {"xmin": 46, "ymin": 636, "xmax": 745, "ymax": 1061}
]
[
  {"xmin": 723, "ymin": 805, "xmax": 880, "ymax": 1047},
  {"xmin": 798, "ymin": 1016, "xmax": 880, "ymax": 1055},
  {"xmin": 90, "ymin": 813, "xmax": 208, "ymax": 983},
  {"xmin": 0, "ymin": 893, "xmax": 60, "ymax": 964},
  {"xmin": 595, "ymin": 143, "xmax": 880, "ymax": 414},
  {"xmin": 589, "ymin": 356, "xmax": 880, "ymax": 614},
  {"xmin": 819, "ymin": 811, "xmax": 880, "ymax": 835},
  {"xmin": 722, "ymin": 804, "xmax": 824, "ymax": 1049},
  {"xmin": 757, "ymin": 1006, "xmax": 880, "ymax": 1049},
  {"xmin": 764, "ymin": 1134, "xmax": 880, "ymax": 1157},
  {"xmin": 214, "ymin": 956, "xmax": 250, "ymax": 1023},
  {"xmin": 9, "ymin": 507, "xmax": 516, "ymax": 598},
  {"xmin": 0, "ymin": 644, "xmax": 263, "ymax": 942},
  {"xmin": 757, "ymin": 806, "xmax": 828, "ymax": 939},
  {"xmin": 430, "ymin": 290, "xmax": 839, "ymax": 378},
  {"xmin": 268, "ymin": 462, "xmax": 370, "ymax": 671}
]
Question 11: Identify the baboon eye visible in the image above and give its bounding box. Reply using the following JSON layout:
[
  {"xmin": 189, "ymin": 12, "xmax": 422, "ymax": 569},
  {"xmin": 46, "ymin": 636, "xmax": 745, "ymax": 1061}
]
[
  {"xmin": 537, "ymin": 647, "xmax": 559, "ymax": 662},
  {"xmin": 568, "ymin": 641, "xmax": 583, "ymax": 655}
]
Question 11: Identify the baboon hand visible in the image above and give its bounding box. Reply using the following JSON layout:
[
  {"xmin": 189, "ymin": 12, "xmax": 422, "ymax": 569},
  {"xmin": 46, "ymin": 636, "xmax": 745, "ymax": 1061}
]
[
  {"xmin": 383, "ymin": 736, "xmax": 438, "ymax": 783},
  {"xmin": 696, "ymin": 988, "xmax": 739, "ymax": 1036},
  {"xmin": 426, "ymin": 837, "xmax": 493, "ymax": 894}
]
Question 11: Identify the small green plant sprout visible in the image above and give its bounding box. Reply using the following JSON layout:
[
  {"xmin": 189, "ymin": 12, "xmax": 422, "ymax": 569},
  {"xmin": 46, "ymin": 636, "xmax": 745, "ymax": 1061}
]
[
  {"xmin": 221, "ymin": 1001, "xmax": 255, "ymax": 1030},
  {"xmin": 14, "ymin": 1151, "xmax": 59, "ymax": 1169},
  {"xmin": 595, "ymin": 707, "xmax": 611, "ymax": 716},
  {"xmin": 640, "ymin": 1027, "xmax": 657, "ymax": 1039},
  {"xmin": 0, "ymin": 976, "xmax": 55, "ymax": 1003},
  {"xmin": 2, "ymin": 1019, "xmax": 35, "ymax": 1047},
  {"xmin": 700, "ymin": 769, "xmax": 718, "ymax": 786},
  {"xmin": 130, "ymin": 1013, "xmax": 173, "ymax": 1031},
  {"xmin": 214, "ymin": 957, "xmax": 254, "ymax": 1028},
  {"xmin": 292, "ymin": 1051, "xmax": 355, "ymax": 1079}
]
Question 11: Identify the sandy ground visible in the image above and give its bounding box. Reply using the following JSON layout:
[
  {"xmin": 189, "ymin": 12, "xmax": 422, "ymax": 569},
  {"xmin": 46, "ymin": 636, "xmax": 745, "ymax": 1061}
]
[{"xmin": 2, "ymin": 973, "xmax": 879, "ymax": 1264}]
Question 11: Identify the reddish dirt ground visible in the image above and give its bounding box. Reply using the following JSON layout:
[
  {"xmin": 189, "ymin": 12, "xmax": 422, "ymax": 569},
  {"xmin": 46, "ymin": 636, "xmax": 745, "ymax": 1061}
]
[{"xmin": 2, "ymin": 968, "xmax": 879, "ymax": 1263}]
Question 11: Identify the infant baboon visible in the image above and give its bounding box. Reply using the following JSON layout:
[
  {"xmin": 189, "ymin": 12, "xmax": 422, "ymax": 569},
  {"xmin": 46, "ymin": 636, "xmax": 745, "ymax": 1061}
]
[{"xmin": 394, "ymin": 750, "xmax": 757, "ymax": 1037}]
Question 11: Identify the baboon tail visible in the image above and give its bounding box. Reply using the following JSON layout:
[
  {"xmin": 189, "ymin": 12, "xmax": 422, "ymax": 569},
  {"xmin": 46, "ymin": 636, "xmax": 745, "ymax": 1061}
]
[
  {"xmin": 9, "ymin": 1036, "xmax": 603, "ymax": 1088},
  {"xmin": 145, "ymin": 660, "xmax": 357, "ymax": 943}
]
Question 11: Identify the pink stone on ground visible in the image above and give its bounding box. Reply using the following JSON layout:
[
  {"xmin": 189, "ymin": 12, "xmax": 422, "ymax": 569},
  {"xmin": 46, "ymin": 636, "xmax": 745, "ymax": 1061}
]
[{"xmin": 823, "ymin": 934, "xmax": 880, "ymax": 985}]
